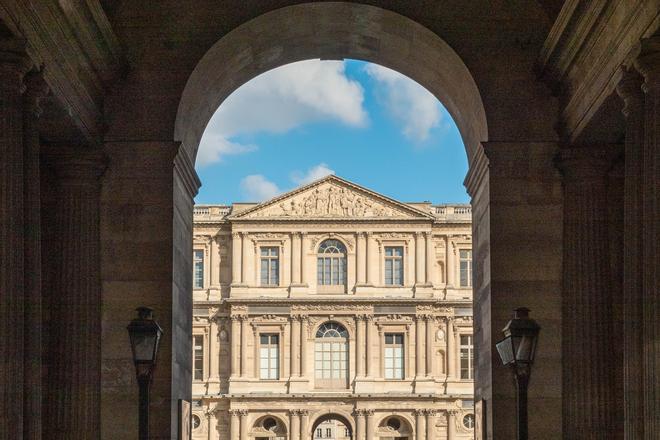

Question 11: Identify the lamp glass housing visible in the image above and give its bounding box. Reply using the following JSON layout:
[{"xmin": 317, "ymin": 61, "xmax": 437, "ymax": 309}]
[
  {"xmin": 127, "ymin": 307, "xmax": 164, "ymax": 370},
  {"xmin": 496, "ymin": 308, "xmax": 540, "ymax": 367}
]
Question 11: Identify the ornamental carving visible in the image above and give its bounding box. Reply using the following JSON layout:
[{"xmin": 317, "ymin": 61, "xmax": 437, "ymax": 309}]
[
  {"xmin": 290, "ymin": 304, "xmax": 373, "ymax": 312},
  {"xmin": 309, "ymin": 233, "xmax": 355, "ymax": 251},
  {"xmin": 241, "ymin": 182, "xmax": 416, "ymax": 219}
]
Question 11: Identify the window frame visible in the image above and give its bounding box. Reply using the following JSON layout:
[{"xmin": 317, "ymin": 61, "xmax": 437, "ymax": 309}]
[
  {"xmin": 459, "ymin": 248, "xmax": 473, "ymax": 288},
  {"xmin": 193, "ymin": 248, "xmax": 205, "ymax": 290},
  {"xmin": 384, "ymin": 332, "xmax": 405, "ymax": 379},
  {"xmin": 376, "ymin": 322, "xmax": 411, "ymax": 380},
  {"xmin": 316, "ymin": 239, "xmax": 348, "ymax": 293},
  {"xmin": 460, "ymin": 333, "xmax": 474, "ymax": 380},
  {"xmin": 192, "ymin": 332, "xmax": 206, "ymax": 381},
  {"xmin": 314, "ymin": 322, "xmax": 350, "ymax": 389},
  {"xmin": 259, "ymin": 246, "xmax": 280, "ymax": 287},
  {"xmin": 259, "ymin": 333, "xmax": 280, "ymax": 380},
  {"xmin": 384, "ymin": 246, "xmax": 405, "ymax": 286}
]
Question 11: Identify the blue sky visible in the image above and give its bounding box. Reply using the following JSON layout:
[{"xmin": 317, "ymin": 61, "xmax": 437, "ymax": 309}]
[{"xmin": 194, "ymin": 59, "xmax": 469, "ymax": 205}]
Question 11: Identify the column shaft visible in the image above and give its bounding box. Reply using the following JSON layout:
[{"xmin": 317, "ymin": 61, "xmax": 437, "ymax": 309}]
[
  {"xmin": 43, "ymin": 147, "xmax": 106, "ymax": 439},
  {"xmin": 300, "ymin": 317, "xmax": 308, "ymax": 377},
  {"xmin": 416, "ymin": 316, "xmax": 426, "ymax": 376},
  {"xmin": 636, "ymin": 40, "xmax": 660, "ymax": 439},
  {"xmin": 292, "ymin": 232, "xmax": 301, "ymax": 284},
  {"xmin": 355, "ymin": 412, "xmax": 365, "ymax": 440},
  {"xmin": 365, "ymin": 411, "xmax": 374, "ymax": 440},
  {"xmin": 366, "ymin": 233, "xmax": 376, "ymax": 285},
  {"xmin": 0, "ymin": 41, "xmax": 29, "ymax": 439},
  {"xmin": 240, "ymin": 317, "xmax": 248, "ymax": 377},
  {"xmin": 425, "ymin": 316, "xmax": 434, "ymax": 377},
  {"xmin": 425, "ymin": 232, "xmax": 434, "ymax": 285},
  {"xmin": 365, "ymin": 317, "xmax": 373, "ymax": 376},
  {"xmin": 230, "ymin": 317, "xmax": 240, "ymax": 377},
  {"xmin": 210, "ymin": 237, "xmax": 220, "ymax": 287},
  {"xmin": 209, "ymin": 318, "xmax": 219, "ymax": 379},
  {"xmin": 447, "ymin": 319, "xmax": 456, "ymax": 378},
  {"xmin": 207, "ymin": 412, "xmax": 217, "ymax": 440},
  {"xmin": 426, "ymin": 411, "xmax": 437, "ymax": 440},
  {"xmin": 446, "ymin": 237, "xmax": 455, "ymax": 286},
  {"xmin": 357, "ymin": 232, "xmax": 366, "ymax": 284},
  {"xmin": 229, "ymin": 412, "xmax": 239, "ymax": 440},
  {"xmin": 231, "ymin": 233, "xmax": 242, "ymax": 284},
  {"xmin": 356, "ymin": 316, "xmax": 365, "ymax": 377},
  {"xmin": 22, "ymin": 71, "xmax": 47, "ymax": 440},
  {"xmin": 241, "ymin": 233, "xmax": 249, "ymax": 285},
  {"xmin": 300, "ymin": 411, "xmax": 309, "ymax": 439},
  {"xmin": 300, "ymin": 233, "xmax": 308, "ymax": 285},
  {"xmin": 447, "ymin": 411, "xmax": 456, "ymax": 440},
  {"xmin": 415, "ymin": 411, "xmax": 426, "ymax": 440},
  {"xmin": 239, "ymin": 411, "xmax": 248, "ymax": 440},
  {"xmin": 291, "ymin": 317, "xmax": 300, "ymax": 376},
  {"xmin": 616, "ymin": 67, "xmax": 646, "ymax": 439},
  {"xmin": 559, "ymin": 147, "xmax": 619, "ymax": 438},
  {"xmin": 290, "ymin": 411, "xmax": 300, "ymax": 440},
  {"xmin": 415, "ymin": 232, "xmax": 425, "ymax": 284}
]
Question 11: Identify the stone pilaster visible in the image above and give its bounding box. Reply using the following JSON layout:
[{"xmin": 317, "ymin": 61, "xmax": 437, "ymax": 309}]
[
  {"xmin": 415, "ymin": 315, "xmax": 426, "ymax": 377},
  {"xmin": 239, "ymin": 410, "xmax": 248, "ymax": 439},
  {"xmin": 415, "ymin": 232, "xmax": 425, "ymax": 285},
  {"xmin": 365, "ymin": 315, "xmax": 374, "ymax": 376},
  {"xmin": 291, "ymin": 232, "xmax": 301, "ymax": 284},
  {"xmin": 366, "ymin": 232, "xmax": 376, "ymax": 285},
  {"xmin": 356, "ymin": 315, "xmax": 365, "ymax": 377},
  {"xmin": 22, "ymin": 70, "xmax": 47, "ymax": 440},
  {"xmin": 230, "ymin": 315, "xmax": 241, "ymax": 377},
  {"xmin": 635, "ymin": 36, "xmax": 660, "ymax": 439},
  {"xmin": 240, "ymin": 316, "xmax": 248, "ymax": 377},
  {"xmin": 425, "ymin": 315, "xmax": 434, "ymax": 376},
  {"xmin": 289, "ymin": 409, "xmax": 300, "ymax": 440},
  {"xmin": 616, "ymin": 66, "xmax": 646, "ymax": 440},
  {"xmin": 426, "ymin": 409, "xmax": 437, "ymax": 440},
  {"xmin": 357, "ymin": 232, "xmax": 367, "ymax": 284},
  {"xmin": 354, "ymin": 409, "xmax": 365, "ymax": 440},
  {"xmin": 447, "ymin": 318, "xmax": 456, "ymax": 378},
  {"xmin": 209, "ymin": 316, "xmax": 220, "ymax": 380},
  {"xmin": 365, "ymin": 409, "xmax": 375, "ymax": 440},
  {"xmin": 0, "ymin": 38, "xmax": 31, "ymax": 439},
  {"xmin": 300, "ymin": 232, "xmax": 308, "ymax": 286},
  {"xmin": 558, "ymin": 146, "xmax": 619, "ymax": 439},
  {"xmin": 300, "ymin": 316, "xmax": 308, "ymax": 377},
  {"xmin": 446, "ymin": 410, "xmax": 457, "ymax": 440},
  {"xmin": 291, "ymin": 316, "xmax": 301, "ymax": 377},
  {"xmin": 425, "ymin": 232, "xmax": 434, "ymax": 286},
  {"xmin": 415, "ymin": 409, "xmax": 426, "ymax": 440},
  {"xmin": 229, "ymin": 409, "xmax": 239, "ymax": 440},
  {"xmin": 231, "ymin": 232, "xmax": 241, "ymax": 285},
  {"xmin": 206, "ymin": 409, "xmax": 217, "ymax": 440},
  {"xmin": 42, "ymin": 146, "xmax": 106, "ymax": 440},
  {"xmin": 300, "ymin": 409, "xmax": 309, "ymax": 439}
]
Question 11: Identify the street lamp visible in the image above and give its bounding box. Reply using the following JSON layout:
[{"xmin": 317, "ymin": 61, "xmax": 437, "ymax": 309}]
[
  {"xmin": 495, "ymin": 307, "xmax": 540, "ymax": 440},
  {"xmin": 127, "ymin": 307, "xmax": 164, "ymax": 440}
]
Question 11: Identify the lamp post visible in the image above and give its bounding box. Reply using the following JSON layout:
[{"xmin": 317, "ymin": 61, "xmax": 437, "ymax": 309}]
[
  {"xmin": 495, "ymin": 307, "xmax": 540, "ymax": 440},
  {"xmin": 127, "ymin": 307, "xmax": 164, "ymax": 440}
]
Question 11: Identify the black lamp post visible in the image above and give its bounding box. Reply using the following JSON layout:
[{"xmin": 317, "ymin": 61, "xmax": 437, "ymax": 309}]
[
  {"xmin": 495, "ymin": 307, "xmax": 540, "ymax": 440},
  {"xmin": 127, "ymin": 307, "xmax": 164, "ymax": 440}
]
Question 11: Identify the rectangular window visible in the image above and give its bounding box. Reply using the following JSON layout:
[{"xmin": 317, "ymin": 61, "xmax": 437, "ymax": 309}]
[
  {"xmin": 259, "ymin": 333, "xmax": 280, "ymax": 379},
  {"xmin": 460, "ymin": 334, "xmax": 474, "ymax": 379},
  {"xmin": 326, "ymin": 428, "xmax": 332, "ymax": 437},
  {"xmin": 260, "ymin": 247, "xmax": 280, "ymax": 286},
  {"xmin": 193, "ymin": 335, "xmax": 204, "ymax": 381},
  {"xmin": 384, "ymin": 333, "xmax": 405, "ymax": 379},
  {"xmin": 316, "ymin": 428, "xmax": 322, "ymax": 438},
  {"xmin": 460, "ymin": 249, "xmax": 473, "ymax": 287},
  {"xmin": 193, "ymin": 249, "xmax": 204, "ymax": 289},
  {"xmin": 384, "ymin": 246, "xmax": 404, "ymax": 286}
]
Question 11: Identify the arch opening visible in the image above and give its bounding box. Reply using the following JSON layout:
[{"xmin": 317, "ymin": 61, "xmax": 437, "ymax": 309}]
[
  {"xmin": 310, "ymin": 413, "xmax": 354, "ymax": 440},
  {"xmin": 174, "ymin": 2, "xmax": 488, "ymax": 166}
]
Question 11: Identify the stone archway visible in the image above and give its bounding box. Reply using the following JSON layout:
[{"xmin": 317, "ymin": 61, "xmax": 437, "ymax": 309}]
[{"xmin": 309, "ymin": 413, "xmax": 355, "ymax": 440}]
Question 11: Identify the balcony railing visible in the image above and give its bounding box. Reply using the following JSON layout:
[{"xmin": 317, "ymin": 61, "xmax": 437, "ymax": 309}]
[
  {"xmin": 193, "ymin": 205, "xmax": 231, "ymax": 220},
  {"xmin": 432, "ymin": 204, "xmax": 471, "ymax": 220}
]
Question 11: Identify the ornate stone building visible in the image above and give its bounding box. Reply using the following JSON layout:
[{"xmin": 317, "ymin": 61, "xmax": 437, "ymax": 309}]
[{"xmin": 190, "ymin": 176, "xmax": 474, "ymax": 439}]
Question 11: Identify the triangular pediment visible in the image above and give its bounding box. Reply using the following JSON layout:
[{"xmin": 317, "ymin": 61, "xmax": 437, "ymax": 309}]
[{"xmin": 231, "ymin": 176, "xmax": 434, "ymax": 220}]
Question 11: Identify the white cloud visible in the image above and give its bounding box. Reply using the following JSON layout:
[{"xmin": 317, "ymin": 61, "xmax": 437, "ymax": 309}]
[
  {"xmin": 197, "ymin": 60, "xmax": 367, "ymax": 166},
  {"xmin": 239, "ymin": 163, "xmax": 336, "ymax": 202},
  {"xmin": 365, "ymin": 64, "xmax": 441, "ymax": 142},
  {"xmin": 240, "ymin": 175, "xmax": 282, "ymax": 201},
  {"xmin": 290, "ymin": 163, "xmax": 335, "ymax": 186}
]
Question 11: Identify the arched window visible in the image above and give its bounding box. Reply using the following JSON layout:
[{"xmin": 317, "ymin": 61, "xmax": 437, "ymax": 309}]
[
  {"xmin": 315, "ymin": 322, "xmax": 349, "ymax": 388},
  {"xmin": 317, "ymin": 239, "xmax": 347, "ymax": 290}
]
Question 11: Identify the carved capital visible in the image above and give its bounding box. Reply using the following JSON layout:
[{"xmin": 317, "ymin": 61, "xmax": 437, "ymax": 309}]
[
  {"xmin": 635, "ymin": 36, "xmax": 660, "ymax": 90},
  {"xmin": 413, "ymin": 409, "xmax": 426, "ymax": 416},
  {"xmin": 425, "ymin": 409, "xmax": 438, "ymax": 416},
  {"xmin": 616, "ymin": 67, "xmax": 645, "ymax": 118}
]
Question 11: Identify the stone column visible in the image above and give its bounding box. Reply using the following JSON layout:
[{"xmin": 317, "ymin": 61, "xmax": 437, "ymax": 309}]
[
  {"xmin": 366, "ymin": 232, "xmax": 377, "ymax": 285},
  {"xmin": 300, "ymin": 232, "xmax": 308, "ymax": 285},
  {"xmin": 446, "ymin": 237, "xmax": 455, "ymax": 287},
  {"xmin": 425, "ymin": 232, "xmax": 434, "ymax": 285},
  {"xmin": 616, "ymin": 66, "xmax": 646, "ymax": 439},
  {"xmin": 415, "ymin": 315, "xmax": 426, "ymax": 377},
  {"xmin": 426, "ymin": 410, "xmax": 437, "ymax": 440},
  {"xmin": 241, "ymin": 232, "xmax": 250, "ymax": 285},
  {"xmin": 42, "ymin": 146, "xmax": 106, "ymax": 439},
  {"xmin": 454, "ymin": 328, "xmax": 461, "ymax": 378},
  {"xmin": 240, "ymin": 316, "xmax": 248, "ymax": 377},
  {"xmin": 300, "ymin": 316, "xmax": 308, "ymax": 377},
  {"xmin": 357, "ymin": 232, "xmax": 367, "ymax": 284},
  {"xmin": 425, "ymin": 315, "xmax": 434, "ymax": 377},
  {"xmin": 354, "ymin": 410, "xmax": 365, "ymax": 440},
  {"xmin": 290, "ymin": 410, "xmax": 300, "ymax": 440},
  {"xmin": 559, "ymin": 146, "xmax": 619, "ymax": 438},
  {"xmin": 300, "ymin": 410, "xmax": 309, "ymax": 439},
  {"xmin": 415, "ymin": 232, "xmax": 425, "ymax": 284},
  {"xmin": 446, "ymin": 410, "xmax": 456, "ymax": 440},
  {"xmin": 239, "ymin": 410, "xmax": 248, "ymax": 440},
  {"xmin": 0, "ymin": 39, "xmax": 30, "ymax": 439},
  {"xmin": 291, "ymin": 316, "xmax": 300, "ymax": 377},
  {"xmin": 22, "ymin": 70, "xmax": 47, "ymax": 440},
  {"xmin": 365, "ymin": 316, "xmax": 374, "ymax": 376},
  {"xmin": 447, "ymin": 318, "xmax": 456, "ymax": 378},
  {"xmin": 365, "ymin": 410, "xmax": 375, "ymax": 440},
  {"xmin": 356, "ymin": 315, "xmax": 365, "ymax": 377},
  {"xmin": 229, "ymin": 410, "xmax": 239, "ymax": 440},
  {"xmin": 415, "ymin": 409, "xmax": 426, "ymax": 440},
  {"xmin": 292, "ymin": 232, "xmax": 301, "ymax": 284},
  {"xmin": 207, "ymin": 410, "xmax": 217, "ymax": 440},
  {"xmin": 209, "ymin": 317, "xmax": 220, "ymax": 380},
  {"xmin": 636, "ymin": 38, "xmax": 660, "ymax": 439},
  {"xmin": 231, "ymin": 232, "xmax": 242, "ymax": 285},
  {"xmin": 230, "ymin": 316, "xmax": 240, "ymax": 377}
]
